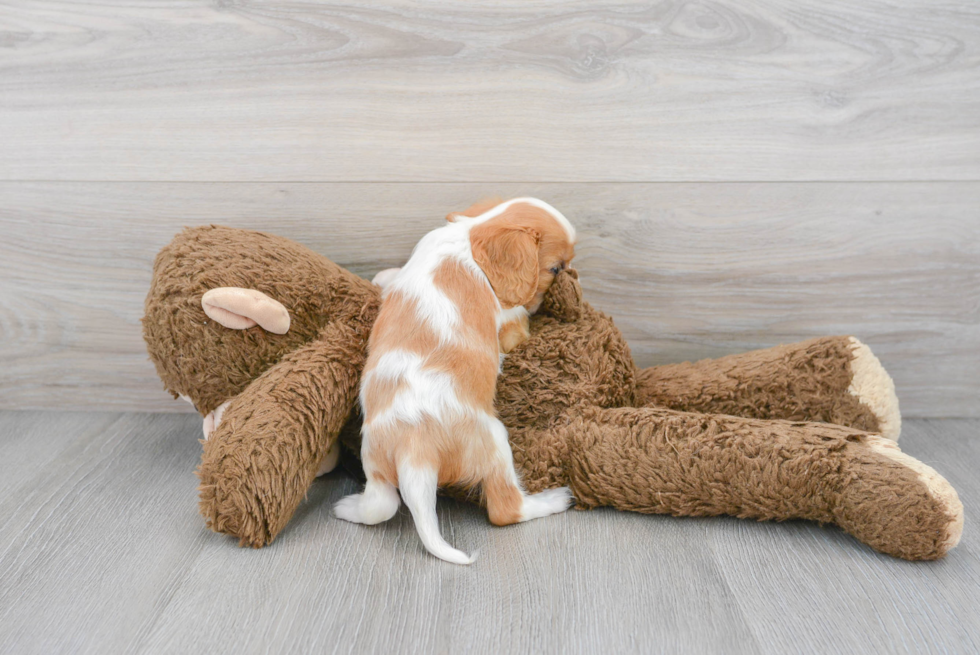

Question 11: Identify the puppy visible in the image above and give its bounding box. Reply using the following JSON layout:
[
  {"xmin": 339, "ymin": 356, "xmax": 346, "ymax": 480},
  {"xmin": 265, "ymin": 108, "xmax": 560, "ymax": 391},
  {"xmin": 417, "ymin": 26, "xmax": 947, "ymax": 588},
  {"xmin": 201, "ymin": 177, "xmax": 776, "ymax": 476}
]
[{"xmin": 335, "ymin": 198, "xmax": 577, "ymax": 564}]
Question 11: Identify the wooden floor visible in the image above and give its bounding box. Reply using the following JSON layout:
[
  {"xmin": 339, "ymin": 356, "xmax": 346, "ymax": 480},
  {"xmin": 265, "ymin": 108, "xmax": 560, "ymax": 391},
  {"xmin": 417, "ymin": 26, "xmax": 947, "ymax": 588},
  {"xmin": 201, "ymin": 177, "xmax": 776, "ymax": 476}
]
[{"xmin": 0, "ymin": 411, "xmax": 976, "ymax": 654}]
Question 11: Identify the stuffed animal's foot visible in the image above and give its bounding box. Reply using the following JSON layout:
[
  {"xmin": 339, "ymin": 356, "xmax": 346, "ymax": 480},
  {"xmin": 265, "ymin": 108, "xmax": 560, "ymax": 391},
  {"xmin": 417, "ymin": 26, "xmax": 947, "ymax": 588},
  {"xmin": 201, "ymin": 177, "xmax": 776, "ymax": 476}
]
[
  {"xmin": 847, "ymin": 338, "xmax": 901, "ymax": 441},
  {"xmin": 315, "ymin": 441, "xmax": 342, "ymax": 476},
  {"xmin": 834, "ymin": 435, "xmax": 963, "ymax": 560},
  {"xmin": 334, "ymin": 481, "xmax": 402, "ymax": 525},
  {"xmin": 201, "ymin": 287, "xmax": 290, "ymax": 334}
]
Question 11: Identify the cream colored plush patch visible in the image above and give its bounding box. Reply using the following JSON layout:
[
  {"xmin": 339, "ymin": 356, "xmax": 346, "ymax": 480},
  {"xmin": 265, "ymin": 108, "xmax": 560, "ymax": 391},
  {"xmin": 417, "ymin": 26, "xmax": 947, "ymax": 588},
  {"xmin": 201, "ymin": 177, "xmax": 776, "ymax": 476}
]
[
  {"xmin": 316, "ymin": 440, "xmax": 342, "ymax": 476},
  {"xmin": 867, "ymin": 435, "xmax": 964, "ymax": 552},
  {"xmin": 202, "ymin": 400, "xmax": 231, "ymax": 440},
  {"xmin": 848, "ymin": 337, "xmax": 902, "ymax": 441},
  {"xmin": 201, "ymin": 287, "xmax": 291, "ymax": 334}
]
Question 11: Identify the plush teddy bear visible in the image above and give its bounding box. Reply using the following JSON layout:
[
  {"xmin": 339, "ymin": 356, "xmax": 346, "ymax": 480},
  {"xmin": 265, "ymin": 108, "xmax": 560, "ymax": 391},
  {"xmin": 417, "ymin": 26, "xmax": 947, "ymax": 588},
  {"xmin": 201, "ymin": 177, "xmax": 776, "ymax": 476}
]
[{"xmin": 143, "ymin": 225, "xmax": 963, "ymax": 561}]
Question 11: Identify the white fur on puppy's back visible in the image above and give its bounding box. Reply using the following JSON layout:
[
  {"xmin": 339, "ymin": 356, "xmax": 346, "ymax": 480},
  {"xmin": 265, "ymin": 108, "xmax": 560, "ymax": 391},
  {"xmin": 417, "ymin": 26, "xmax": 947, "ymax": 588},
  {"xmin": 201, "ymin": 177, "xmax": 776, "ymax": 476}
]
[
  {"xmin": 397, "ymin": 461, "xmax": 476, "ymax": 565},
  {"xmin": 360, "ymin": 349, "xmax": 466, "ymax": 428},
  {"xmin": 382, "ymin": 221, "xmax": 488, "ymax": 344}
]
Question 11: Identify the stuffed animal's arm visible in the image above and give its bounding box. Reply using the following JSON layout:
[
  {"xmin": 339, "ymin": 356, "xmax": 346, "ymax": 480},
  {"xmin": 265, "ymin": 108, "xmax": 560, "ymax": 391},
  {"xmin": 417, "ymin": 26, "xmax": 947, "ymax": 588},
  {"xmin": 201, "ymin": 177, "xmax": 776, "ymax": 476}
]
[
  {"xmin": 634, "ymin": 336, "xmax": 901, "ymax": 440},
  {"xmin": 197, "ymin": 320, "xmax": 369, "ymax": 548},
  {"xmin": 559, "ymin": 406, "xmax": 962, "ymax": 561}
]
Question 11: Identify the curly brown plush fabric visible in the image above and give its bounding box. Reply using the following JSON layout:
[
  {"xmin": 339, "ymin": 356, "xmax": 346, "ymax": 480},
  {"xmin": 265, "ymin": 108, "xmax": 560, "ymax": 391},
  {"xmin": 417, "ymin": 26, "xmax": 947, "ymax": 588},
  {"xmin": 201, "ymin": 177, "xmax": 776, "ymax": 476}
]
[
  {"xmin": 563, "ymin": 409, "xmax": 955, "ymax": 560},
  {"xmin": 143, "ymin": 226, "xmax": 378, "ymax": 415},
  {"xmin": 635, "ymin": 336, "xmax": 880, "ymax": 432},
  {"xmin": 143, "ymin": 226, "xmax": 964, "ymax": 560},
  {"xmin": 197, "ymin": 319, "xmax": 376, "ymax": 547}
]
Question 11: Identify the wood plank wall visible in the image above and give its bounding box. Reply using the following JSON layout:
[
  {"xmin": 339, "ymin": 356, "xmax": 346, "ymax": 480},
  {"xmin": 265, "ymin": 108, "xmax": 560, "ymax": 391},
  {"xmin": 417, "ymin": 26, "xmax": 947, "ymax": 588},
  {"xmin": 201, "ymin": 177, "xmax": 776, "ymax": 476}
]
[{"xmin": 1, "ymin": 1, "xmax": 978, "ymax": 416}]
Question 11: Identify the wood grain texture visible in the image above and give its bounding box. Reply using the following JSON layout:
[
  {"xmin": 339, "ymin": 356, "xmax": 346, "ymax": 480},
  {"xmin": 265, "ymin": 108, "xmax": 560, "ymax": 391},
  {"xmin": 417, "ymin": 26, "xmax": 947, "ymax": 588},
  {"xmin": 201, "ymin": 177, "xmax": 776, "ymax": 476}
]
[
  {"xmin": 1, "ymin": 1, "xmax": 979, "ymax": 182},
  {"xmin": 0, "ymin": 412, "xmax": 209, "ymax": 655},
  {"xmin": 0, "ymin": 412, "xmax": 977, "ymax": 654},
  {"xmin": 1, "ymin": 181, "xmax": 977, "ymax": 416}
]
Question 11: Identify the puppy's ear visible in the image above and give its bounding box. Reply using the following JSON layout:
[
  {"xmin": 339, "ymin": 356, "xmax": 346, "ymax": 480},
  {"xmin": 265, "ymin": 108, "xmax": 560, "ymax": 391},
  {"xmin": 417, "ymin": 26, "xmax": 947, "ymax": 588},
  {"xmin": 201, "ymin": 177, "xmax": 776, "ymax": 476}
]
[{"xmin": 471, "ymin": 223, "xmax": 540, "ymax": 309}]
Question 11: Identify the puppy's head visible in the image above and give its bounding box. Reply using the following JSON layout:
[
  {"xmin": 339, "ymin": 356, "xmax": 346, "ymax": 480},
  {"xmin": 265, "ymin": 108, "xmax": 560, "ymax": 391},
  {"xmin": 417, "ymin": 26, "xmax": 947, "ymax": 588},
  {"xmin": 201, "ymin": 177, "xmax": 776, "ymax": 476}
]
[{"xmin": 454, "ymin": 199, "xmax": 576, "ymax": 312}]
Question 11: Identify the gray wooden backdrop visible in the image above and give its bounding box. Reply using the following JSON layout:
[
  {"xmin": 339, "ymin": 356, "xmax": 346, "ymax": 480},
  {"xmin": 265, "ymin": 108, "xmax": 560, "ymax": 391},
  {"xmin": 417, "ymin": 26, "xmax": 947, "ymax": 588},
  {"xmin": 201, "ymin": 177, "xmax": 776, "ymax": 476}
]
[{"xmin": 1, "ymin": 1, "xmax": 978, "ymax": 417}]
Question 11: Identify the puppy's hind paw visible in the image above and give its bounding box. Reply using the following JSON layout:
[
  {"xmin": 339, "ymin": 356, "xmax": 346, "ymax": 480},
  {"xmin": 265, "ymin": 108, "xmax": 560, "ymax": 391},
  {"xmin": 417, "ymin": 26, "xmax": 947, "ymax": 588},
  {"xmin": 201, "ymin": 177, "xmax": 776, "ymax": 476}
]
[
  {"xmin": 520, "ymin": 486, "xmax": 574, "ymax": 522},
  {"xmin": 334, "ymin": 483, "xmax": 401, "ymax": 525},
  {"xmin": 334, "ymin": 493, "xmax": 368, "ymax": 524}
]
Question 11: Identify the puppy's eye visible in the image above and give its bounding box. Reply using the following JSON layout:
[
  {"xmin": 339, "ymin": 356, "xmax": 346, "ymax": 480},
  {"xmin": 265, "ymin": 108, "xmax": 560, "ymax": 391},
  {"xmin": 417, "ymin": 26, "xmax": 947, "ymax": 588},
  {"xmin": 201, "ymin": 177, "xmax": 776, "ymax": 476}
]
[{"xmin": 550, "ymin": 265, "xmax": 561, "ymax": 276}]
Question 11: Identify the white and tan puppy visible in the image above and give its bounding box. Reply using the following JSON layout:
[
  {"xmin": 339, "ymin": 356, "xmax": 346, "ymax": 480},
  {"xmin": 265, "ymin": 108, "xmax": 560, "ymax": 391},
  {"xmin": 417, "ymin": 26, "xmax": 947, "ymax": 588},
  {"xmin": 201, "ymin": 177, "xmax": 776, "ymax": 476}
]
[{"xmin": 335, "ymin": 198, "xmax": 577, "ymax": 564}]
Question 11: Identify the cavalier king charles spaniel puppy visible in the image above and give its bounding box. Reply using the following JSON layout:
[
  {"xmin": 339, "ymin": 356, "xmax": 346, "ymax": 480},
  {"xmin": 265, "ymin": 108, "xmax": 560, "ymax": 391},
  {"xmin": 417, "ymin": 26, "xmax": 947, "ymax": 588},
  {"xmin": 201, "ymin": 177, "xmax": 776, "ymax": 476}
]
[{"xmin": 334, "ymin": 198, "xmax": 576, "ymax": 564}]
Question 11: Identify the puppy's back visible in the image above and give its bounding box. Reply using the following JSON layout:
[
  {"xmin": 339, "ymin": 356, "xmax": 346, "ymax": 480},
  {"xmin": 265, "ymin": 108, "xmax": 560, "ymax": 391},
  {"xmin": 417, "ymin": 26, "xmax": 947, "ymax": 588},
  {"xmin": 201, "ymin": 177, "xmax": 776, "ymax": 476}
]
[{"xmin": 361, "ymin": 226, "xmax": 502, "ymax": 466}]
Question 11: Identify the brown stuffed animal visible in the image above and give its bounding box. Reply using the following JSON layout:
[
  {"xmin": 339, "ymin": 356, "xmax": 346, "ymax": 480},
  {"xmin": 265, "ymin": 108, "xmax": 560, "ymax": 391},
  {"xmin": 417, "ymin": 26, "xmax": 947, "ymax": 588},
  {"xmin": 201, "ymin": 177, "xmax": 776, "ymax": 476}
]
[{"xmin": 143, "ymin": 225, "xmax": 964, "ymax": 561}]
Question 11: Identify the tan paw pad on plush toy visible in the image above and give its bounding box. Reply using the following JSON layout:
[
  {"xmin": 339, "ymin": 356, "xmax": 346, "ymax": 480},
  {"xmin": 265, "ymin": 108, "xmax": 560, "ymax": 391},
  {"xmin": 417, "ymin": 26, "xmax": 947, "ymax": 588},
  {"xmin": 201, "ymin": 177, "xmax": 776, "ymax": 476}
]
[
  {"xmin": 847, "ymin": 338, "xmax": 902, "ymax": 441},
  {"xmin": 865, "ymin": 435, "xmax": 964, "ymax": 551}
]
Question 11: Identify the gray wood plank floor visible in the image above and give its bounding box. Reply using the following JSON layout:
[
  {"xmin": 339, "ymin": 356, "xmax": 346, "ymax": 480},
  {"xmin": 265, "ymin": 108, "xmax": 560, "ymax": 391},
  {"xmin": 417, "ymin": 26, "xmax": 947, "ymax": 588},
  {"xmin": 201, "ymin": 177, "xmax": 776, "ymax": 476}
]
[{"xmin": 0, "ymin": 412, "xmax": 976, "ymax": 654}]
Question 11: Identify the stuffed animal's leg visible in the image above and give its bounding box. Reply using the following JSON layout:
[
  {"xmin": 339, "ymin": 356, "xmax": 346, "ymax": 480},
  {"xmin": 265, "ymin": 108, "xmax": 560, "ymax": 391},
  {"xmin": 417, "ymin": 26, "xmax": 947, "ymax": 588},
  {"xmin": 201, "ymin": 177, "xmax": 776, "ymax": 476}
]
[
  {"xmin": 199, "ymin": 398, "xmax": 340, "ymax": 475},
  {"xmin": 197, "ymin": 320, "xmax": 369, "ymax": 548},
  {"xmin": 635, "ymin": 336, "xmax": 901, "ymax": 440},
  {"xmin": 563, "ymin": 407, "xmax": 962, "ymax": 561}
]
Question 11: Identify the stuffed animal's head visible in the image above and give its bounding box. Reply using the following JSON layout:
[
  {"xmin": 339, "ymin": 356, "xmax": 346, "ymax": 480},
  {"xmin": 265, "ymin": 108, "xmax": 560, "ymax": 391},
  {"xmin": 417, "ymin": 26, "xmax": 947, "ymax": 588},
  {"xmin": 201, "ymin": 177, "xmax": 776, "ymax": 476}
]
[
  {"xmin": 143, "ymin": 225, "xmax": 379, "ymax": 415},
  {"xmin": 538, "ymin": 268, "xmax": 583, "ymax": 323}
]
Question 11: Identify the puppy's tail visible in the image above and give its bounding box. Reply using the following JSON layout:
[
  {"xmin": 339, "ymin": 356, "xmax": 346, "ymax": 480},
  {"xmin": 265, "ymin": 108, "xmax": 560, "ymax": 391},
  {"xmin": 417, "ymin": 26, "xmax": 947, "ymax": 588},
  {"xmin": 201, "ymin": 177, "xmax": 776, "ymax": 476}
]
[{"xmin": 397, "ymin": 461, "xmax": 476, "ymax": 565}]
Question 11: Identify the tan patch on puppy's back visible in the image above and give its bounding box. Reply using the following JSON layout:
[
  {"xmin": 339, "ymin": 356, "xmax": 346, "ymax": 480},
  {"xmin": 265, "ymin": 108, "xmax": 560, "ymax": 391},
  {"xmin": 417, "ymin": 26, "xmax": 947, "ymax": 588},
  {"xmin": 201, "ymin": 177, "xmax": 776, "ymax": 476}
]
[
  {"xmin": 427, "ymin": 344, "xmax": 498, "ymax": 412},
  {"xmin": 434, "ymin": 415, "xmax": 497, "ymax": 488},
  {"xmin": 431, "ymin": 259, "xmax": 500, "ymax": 412},
  {"xmin": 366, "ymin": 291, "xmax": 440, "ymax": 360},
  {"xmin": 366, "ymin": 415, "xmax": 498, "ymax": 490},
  {"xmin": 361, "ymin": 374, "xmax": 408, "ymax": 419},
  {"xmin": 432, "ymin": 259, "xmax": 498, "ymax": 344}
]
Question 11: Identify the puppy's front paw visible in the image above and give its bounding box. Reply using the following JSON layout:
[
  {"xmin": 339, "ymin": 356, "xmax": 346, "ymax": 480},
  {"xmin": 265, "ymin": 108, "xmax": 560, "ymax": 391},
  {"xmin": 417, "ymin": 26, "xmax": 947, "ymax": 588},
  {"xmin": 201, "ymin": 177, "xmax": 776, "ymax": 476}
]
[{"xmin": 498, "ymin": 313, "xmax": 530, "ymax": 354}]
